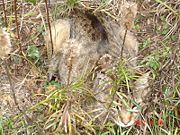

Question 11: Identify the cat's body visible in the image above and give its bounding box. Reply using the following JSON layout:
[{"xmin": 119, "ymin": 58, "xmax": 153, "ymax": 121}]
[
  {"xmin": 0, "ymin": 28, "xmax": 11, "ymax": 59},
  {"xmin": 45, "ymin": 7, "xmax": 150, "ymax": 127},
  {"xmin": 46, "ymin": 10, "xmax": 108, "ymax": 82}
]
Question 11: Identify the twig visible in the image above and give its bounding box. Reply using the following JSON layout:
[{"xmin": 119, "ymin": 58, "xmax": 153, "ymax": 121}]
[
  {"xmin": 3, "ymin": 58, "xmax": 32, "ymax": 130},
  {"xmin": 13, "ymin": 0, "xmax": 20, "ymax": 39},
  {"xmin": 99, "ymin": 24, "xmax": 128, "ymax": 134},
  {"xmin": 44, "ymin": 0, "xmax": 54, "ymax": 57},
  {"xmin": 155, "ymin": 0, "xmax": 180, "ymax": 18},
  {"xmin": 14, "ymin": 0, "xmax": 23, "ymax": 54},
  {"xmin": 98, "ymin": 74, "xmax": 119, "ymax": 134},
  {"xmin": 2, "ymin": 0, "xmax": 7, "ymax": 27},
  {"xmin": 120, "ymin": 26, "xmax": 128, "ymax": 59},
  {"xmin": 3, "ymin": 59, "xmax": 21, "ymax": 111}
]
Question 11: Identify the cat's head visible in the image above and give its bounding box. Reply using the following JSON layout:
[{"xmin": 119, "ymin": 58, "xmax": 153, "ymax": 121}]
[{"xmin": 110, "ymin": 72, "xmax": 150, "ymax": 127}]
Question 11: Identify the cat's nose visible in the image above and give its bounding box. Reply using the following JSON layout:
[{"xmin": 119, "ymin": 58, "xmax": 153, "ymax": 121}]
[
  {"xmin": 48, "ymin": 73, "xmax": 57, "ymax": 81},
  {"xmin": 48, "ymin": 73, "xmax": 53, "ymax": 81},
  {"xmin": 122, "ymin": 119, "xmax": 131, "ymax": 125}
]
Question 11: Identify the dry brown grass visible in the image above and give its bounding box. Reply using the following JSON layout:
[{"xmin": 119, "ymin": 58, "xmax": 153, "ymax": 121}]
[{"xmin": 0, "ymin": 0, "xmax": 179, "ymax": 134}]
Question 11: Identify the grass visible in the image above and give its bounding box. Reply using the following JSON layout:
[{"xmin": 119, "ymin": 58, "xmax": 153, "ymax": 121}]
[{"xmin": 0, "ymin": 0, "xmax": 179, "ymax": 134}]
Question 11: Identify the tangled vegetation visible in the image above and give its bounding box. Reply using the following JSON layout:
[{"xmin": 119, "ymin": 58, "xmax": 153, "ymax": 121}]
[{"xmin": 0, "ymin": 0, "xmax": 179, "ymax": 134}]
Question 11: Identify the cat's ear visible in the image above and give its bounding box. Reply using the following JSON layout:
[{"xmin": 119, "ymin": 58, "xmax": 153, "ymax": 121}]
[
  {"xmin": 120, "ymin": 2, "xmax": 137, "ymax": 29},
  {"xmin": 133, "ymin": 72, "xmax": 150, "ymax": 103}
]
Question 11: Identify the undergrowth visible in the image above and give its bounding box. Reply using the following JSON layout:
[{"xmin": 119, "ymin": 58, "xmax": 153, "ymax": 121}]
[{"xmin": 0, "ymin": 0, "xmax": 179, "ymax": 134}]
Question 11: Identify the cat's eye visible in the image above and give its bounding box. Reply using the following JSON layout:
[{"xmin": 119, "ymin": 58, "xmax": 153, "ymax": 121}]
[
  {"xmin": 116, "ymin": 106, "xmax": 121, "ymax": 110},
  {"xmin": 132, "ymin": 104, "xmax": 136, "ymax": 109},
  {"xmin": 113, "ymin": 104, "xmax": 121, "ymax": 111},
  {"xmin": 131, "ymin": 105, "xmax": 139, "ymax": 113}
]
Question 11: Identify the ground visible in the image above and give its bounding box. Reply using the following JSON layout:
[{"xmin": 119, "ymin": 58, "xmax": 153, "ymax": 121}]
[{"xmin": 0, "ymin": 0, "xmax": 179, "ymax": 134}]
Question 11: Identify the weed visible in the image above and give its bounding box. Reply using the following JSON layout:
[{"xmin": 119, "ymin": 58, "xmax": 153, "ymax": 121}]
[
  {"xmin": 36, "ymin": 24, "xmax": 44, "ymax": 34},
  {"xmin": 134, "ymin": 17, "xmax": 142, "ymax": 31},
  {"xmin": 26, "ymin": 45, "xmax": 40, "ymax": 61},
  {"xmin": 139, "ymin": 38, "xmax": 151, "ymax": 50},
  {"xmin": 0, "ymin": 0, "xmax": 179, "ymax": 134},
  {"xmin": 0, "ymin": 116, "xmax": 14, "ymax": 135},
  {"xmin": 141, "ymin": 50, "xmax": 160, "ymax": 70},
  {"xmin": 25, "ymin": 0, "xmax": 36, "ymax": 5},
  {"xmin": 171, "ymin": 35, "xmax": 177, "ymax": 42}
]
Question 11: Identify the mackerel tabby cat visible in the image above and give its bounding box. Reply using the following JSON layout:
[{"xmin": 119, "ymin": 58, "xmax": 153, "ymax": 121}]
[{"xmin": 45, "ymin": 2, "xmax": 150, "ymax": 128}]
